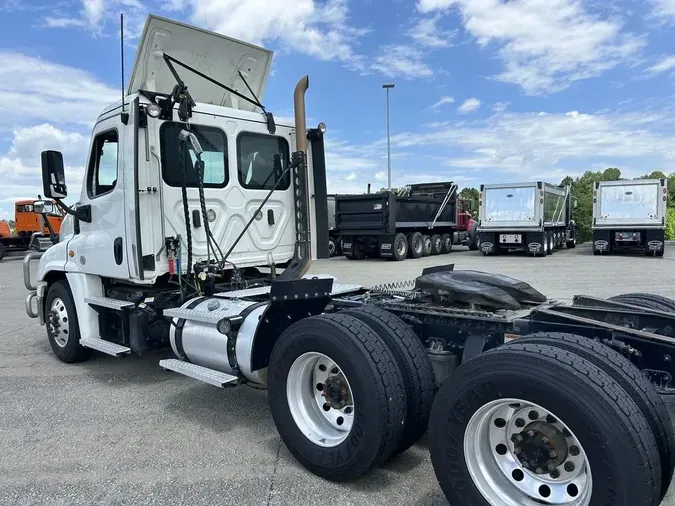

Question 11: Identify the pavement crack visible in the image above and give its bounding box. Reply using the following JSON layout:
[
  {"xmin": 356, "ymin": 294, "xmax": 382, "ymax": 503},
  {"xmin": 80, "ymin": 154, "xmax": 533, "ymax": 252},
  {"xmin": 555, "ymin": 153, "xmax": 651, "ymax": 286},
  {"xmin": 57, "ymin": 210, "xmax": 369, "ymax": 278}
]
[{"xmin": 266, "ymin": 438, "xmax": 282, "ymax": 506}]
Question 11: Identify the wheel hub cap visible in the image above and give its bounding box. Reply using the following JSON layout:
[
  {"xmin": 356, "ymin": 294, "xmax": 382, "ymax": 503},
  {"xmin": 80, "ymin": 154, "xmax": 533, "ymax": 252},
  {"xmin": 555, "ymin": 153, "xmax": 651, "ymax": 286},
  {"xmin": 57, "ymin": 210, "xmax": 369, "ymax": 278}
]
[
  {"xmin": 464, "ymin": 398, "xmax": 592, "ymax": 506},
  {"xmin": 287, "ymin": 352, "xmax": 355, "ymax": 448}
]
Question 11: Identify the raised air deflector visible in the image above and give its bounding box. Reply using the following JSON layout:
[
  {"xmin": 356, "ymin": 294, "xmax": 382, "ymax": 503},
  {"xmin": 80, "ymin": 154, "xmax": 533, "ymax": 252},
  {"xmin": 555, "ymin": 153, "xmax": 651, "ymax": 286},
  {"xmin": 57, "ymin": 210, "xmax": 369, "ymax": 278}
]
[{"xmin": 128, "ymin": 15, "xmax": 273, "ymax": 111}]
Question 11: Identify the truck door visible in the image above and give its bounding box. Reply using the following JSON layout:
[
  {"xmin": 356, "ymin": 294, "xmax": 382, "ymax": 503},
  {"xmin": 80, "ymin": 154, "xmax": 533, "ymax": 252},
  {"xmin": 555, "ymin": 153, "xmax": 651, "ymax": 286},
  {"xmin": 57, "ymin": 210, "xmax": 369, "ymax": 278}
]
[
  {"xmin": 158, "ymin": 119, "xmax": 295, "ymax": 271},
  {"xmin": 69, "ymin": 116, "xmax": 130, "ymax": 279}
]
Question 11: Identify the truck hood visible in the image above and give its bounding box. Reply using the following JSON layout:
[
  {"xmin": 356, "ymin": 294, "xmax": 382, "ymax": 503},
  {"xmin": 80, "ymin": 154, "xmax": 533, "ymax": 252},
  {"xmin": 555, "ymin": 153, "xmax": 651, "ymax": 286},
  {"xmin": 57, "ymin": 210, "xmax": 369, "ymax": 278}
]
[{"xmin": 128, "ymin": 15, "xmax": 273, "ymax": 112}]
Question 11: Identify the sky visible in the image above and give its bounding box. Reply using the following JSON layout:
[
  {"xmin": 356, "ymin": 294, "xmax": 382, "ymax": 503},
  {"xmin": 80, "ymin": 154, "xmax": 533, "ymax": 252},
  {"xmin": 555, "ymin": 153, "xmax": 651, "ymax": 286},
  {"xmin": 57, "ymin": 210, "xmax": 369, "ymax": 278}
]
[{"xmin": 0, "ymin": 0, "xmax": 674, "ymax": 220}]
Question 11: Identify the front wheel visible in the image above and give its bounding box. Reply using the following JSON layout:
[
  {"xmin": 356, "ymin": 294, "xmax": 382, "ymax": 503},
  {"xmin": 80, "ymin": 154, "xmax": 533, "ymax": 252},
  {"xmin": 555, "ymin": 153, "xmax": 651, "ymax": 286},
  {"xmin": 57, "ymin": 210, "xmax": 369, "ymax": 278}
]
[
  {"xmin": 328, "ymin": 237, "xmax": 337, "ymax": 257},
  {"xmin": 44, "ymin": 280, "xmax": 92, "ymax": 363},
  {"xmin": 267, "ymin": 314, "xmax": 407, "ymax": 482},
  {"xmin": 429, "ymin": 342, "xmax": 661, "ymax": 506}
]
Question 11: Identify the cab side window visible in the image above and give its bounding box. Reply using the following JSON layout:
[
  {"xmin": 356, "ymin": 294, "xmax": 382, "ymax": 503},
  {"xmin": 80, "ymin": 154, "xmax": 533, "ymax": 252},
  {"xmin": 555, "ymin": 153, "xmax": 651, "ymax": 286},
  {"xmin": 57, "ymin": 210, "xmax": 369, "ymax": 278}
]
[
  {"xmin": 87, "ymin": 130, "xmax": 119, "ymax": 198},
  {"xmin": 237, "ymin": 132, "xmax": 290, "ymax": 191}
]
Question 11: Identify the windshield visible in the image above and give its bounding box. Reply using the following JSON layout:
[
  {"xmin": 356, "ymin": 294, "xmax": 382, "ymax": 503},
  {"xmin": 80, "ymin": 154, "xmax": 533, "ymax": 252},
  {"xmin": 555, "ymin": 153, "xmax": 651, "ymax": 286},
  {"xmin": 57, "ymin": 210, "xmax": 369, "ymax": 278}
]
[
  {"xmin": 599, "ymin": 184, "xmax": 659, "ymax": 219},
  {"xmin": 484, "ymin": 187, "xmax": 536, "ymax": 222}
]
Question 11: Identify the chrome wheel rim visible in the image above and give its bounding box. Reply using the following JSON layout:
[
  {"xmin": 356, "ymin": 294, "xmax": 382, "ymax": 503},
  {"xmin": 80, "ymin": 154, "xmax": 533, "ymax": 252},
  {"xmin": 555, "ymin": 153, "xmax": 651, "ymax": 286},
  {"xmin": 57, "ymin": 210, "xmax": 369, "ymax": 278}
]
[
  {"xmin": 396, "ymin": 239, "xmax": 407, "ymax": 256},
  {"xmin": 328, "ymin": 240, "xmax": 336, "ymax": 256},
  {"xmin": 48, "ymin": 297, "xmax": 70, "ymax": 348},
  {"xmin": 287, "ymin": 352, "xmax": 355, "ymax": 447},
  {"xmin": 464, "ymin": 398, "xmax": 592, "ymax": 506}
]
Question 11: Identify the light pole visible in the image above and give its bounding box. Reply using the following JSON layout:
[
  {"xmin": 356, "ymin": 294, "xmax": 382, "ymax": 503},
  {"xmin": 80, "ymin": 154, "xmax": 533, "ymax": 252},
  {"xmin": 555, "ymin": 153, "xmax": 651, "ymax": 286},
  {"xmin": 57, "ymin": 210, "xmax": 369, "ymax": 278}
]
[{"xmin": 383, "ymin": 84, "xmax": 394, "ymax": 191}]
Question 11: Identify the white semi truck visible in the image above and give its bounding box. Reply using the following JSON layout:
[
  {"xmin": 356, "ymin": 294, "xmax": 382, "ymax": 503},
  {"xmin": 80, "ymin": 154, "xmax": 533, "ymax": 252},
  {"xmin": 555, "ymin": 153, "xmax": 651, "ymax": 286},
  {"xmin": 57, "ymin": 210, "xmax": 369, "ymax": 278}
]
[
  {"xmin": 592, "ymin": 179, "xmax": 667, "ymax": 256},
  {"xmin": 477, "ymin": 181, "xmax": 577, "ymax": 257},
  {"xmin": 21, "ymin": 14, "xmax": 675, "ymax": 506}
]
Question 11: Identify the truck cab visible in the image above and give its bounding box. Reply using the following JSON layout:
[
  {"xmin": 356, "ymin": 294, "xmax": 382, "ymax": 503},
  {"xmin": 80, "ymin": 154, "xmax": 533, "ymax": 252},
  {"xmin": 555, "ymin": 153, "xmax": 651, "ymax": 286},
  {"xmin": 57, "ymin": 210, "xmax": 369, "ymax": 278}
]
[{"xmin": 25, "ymin": 14, "xmax": 330, "ymax": 357}]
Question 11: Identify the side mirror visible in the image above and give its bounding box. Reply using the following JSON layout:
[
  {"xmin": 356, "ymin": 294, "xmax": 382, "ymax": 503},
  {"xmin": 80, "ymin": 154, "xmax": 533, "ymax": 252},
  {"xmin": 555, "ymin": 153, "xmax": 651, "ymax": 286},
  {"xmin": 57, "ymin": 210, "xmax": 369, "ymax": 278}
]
[
  {"xmin": 32, "ymin": 200, "xmax": 54, "ymax": 215},
  {"xmin": 40, "ymin": 150, "xmax": 67, "ymax": 199}
]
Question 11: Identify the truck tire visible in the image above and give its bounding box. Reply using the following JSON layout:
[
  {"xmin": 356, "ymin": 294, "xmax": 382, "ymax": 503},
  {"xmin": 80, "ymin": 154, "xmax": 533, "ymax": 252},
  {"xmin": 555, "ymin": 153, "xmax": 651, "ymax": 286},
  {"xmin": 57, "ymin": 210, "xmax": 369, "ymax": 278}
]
[
  {"xmin": 546, "ymin": 231, "xmax": 553, "ymax": 255},
  {"xmin": 407, "ymin": 232, "xmax": 424, "ymax": 259},
  {"xmin": 422, "ymin": 235, "xmax": 432, "ymax": 257},
  {"xmin": 391, "ymin": 233, "xmax": 408, "ymax": 261},
  {"xmin": 0, "ymin": 242, "xmax": 5, "ymax": 261},
  {"xmin": 469, "ymin": 222, "xmax": 479, "ymax": 251},
  {"xmin": 267, "ymin": 313, "xmax": 407, "ymax": 482},
  {"xmin": 441, "ymin": 233, "xmax": 452, "ymax": 253},
  {"xmin": 328, "ymin": 237, "xmax": 337, "ymax": 257},
  {"xmin": 429, "ymin": 342, "xmax": 661, "ymax": 506},
  {"xmin": 609, "ymin": 292, "xmax": 675, "ymax": 312},
  {"xmin": 566, "ymin": 236, "xmax": 576, "ymax": 248},
  {"xmin": 44, "ymin": 280, "xmax": 93, "ymax": 363},
  {"xmin": 340, "ymin": 306, "xmax": 436, "ymax": 456},
  {"xmin": 511, "ymin": 332, "xmax": 675, "ymax": 500},
  {"xmin": 430, "ymin": 234, "xmax": 443, "ymax": 255}
]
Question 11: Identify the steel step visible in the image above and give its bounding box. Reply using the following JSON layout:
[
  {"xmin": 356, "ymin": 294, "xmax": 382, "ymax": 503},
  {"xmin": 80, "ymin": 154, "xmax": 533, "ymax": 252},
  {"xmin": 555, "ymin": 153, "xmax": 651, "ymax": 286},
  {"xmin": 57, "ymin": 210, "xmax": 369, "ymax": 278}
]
[
  {"xmin": 84, "ymin": 296, "xmax": 135, "ymax": 310},
  {"xmin": 159, "ymin": 359, "xmax": 239, "ymax": 387},
  {"xmin": 163, "ymin": 307, "xmax": 227, "ymax": 324},
  {"xmin": 80, "ymin": 337, "xmax": 131, "ymax": 356}
]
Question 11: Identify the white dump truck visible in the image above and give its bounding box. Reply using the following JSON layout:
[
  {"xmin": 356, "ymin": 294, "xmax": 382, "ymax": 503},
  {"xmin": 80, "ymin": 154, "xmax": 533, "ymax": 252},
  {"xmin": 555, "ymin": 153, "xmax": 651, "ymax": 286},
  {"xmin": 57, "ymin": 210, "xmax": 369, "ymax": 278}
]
[
  {"xmin": 21, "ymin": 14, "xmax": 675, "ymax": 506},
  {"xmin": 592, "ymin": 179, "xmax": 667, "ymax": 256},
  {"xmin": 477, "ymin": 181, "xmax": 577, "ymax": 257}
]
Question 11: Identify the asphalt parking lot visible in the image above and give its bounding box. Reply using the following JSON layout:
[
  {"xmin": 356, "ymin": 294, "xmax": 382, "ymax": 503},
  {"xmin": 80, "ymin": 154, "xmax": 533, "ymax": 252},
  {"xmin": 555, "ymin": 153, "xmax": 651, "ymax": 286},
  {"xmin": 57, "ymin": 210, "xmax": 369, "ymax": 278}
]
[{"xmin": 1, "ymin": 244, "xmax": 675, "ymax": 505}]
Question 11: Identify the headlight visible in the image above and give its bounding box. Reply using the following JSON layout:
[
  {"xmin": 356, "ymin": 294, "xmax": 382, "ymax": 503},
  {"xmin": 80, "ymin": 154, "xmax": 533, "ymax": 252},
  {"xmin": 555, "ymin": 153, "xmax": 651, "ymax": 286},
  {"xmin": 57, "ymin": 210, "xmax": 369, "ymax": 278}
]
[
  {"xmin": 317, "ymin": 122, "xmax": 327, "ymax": 133},
  {"xmin": 147, "ymin": 103, "xmax": 161, "ymax": 118}
]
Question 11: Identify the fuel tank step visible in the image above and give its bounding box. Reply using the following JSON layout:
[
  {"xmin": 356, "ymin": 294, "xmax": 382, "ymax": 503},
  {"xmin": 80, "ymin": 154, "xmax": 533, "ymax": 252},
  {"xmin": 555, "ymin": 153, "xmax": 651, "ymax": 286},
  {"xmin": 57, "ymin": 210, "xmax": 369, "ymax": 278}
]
[
  {"xmin": 84, "ymin": 296, "xmax": 135, "ymax": 310},
  {"xmin": 79, "ymin": 337, "xmax": 131, "ymax": 356},
  {"xmin": 159, "ymin": 359, "xmax": 239, "ymax": 387}
]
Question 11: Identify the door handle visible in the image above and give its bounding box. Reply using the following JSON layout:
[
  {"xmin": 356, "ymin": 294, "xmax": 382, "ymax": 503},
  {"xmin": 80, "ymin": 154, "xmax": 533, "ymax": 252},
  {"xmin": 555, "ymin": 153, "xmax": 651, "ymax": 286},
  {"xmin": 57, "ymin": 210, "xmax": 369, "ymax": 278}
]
[
  {"xmin": 114, "ymin": 237, "xmax": 123, "ymax": 265},
  {"xmin": 268, "ymin": 209, "xmax": 275, "ymax": 225},
  {"xmin": 192, "ymin": 209, "xmax": 202, "ymax": 228}
]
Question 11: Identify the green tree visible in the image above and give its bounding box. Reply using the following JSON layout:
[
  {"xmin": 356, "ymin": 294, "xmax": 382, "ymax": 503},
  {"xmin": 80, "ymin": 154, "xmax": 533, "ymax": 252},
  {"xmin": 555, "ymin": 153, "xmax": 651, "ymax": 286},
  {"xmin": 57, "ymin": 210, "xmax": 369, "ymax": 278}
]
[{"xmin": 459, "ymin": 187, "xmax": 479, "ymax": 202}]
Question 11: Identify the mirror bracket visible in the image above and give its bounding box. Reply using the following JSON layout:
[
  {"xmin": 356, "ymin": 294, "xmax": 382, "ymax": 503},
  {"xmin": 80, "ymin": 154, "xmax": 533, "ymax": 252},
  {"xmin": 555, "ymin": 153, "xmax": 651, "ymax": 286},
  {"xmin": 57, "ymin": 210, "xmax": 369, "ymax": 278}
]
[{"xmin": 55, "ymin": 200, "xmax": 92, "ymax": 223}]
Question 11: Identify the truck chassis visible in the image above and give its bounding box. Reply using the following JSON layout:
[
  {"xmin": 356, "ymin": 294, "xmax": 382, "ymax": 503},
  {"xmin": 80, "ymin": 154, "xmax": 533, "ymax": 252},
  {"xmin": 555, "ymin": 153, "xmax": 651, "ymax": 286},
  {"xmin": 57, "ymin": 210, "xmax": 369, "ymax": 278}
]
[{"xmin": 24, "ymin": 256, "xmax": 675, "ymax": 506}]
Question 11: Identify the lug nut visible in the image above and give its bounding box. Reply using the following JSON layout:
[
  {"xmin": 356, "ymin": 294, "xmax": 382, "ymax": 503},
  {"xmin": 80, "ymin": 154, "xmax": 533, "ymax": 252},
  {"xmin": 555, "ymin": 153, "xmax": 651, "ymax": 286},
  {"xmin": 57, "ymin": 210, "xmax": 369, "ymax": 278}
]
[
  {"xmin": 527, "ymin": 430, "xmax": 535, "ymax": 438},
  {"xmin": 563, "ymin": 428, "xmax": 571, "ymax": 438},
  {"xmin": 515, "ymin": 418, "xmax": 525, "ymax": 428},
  {"xmin": 549, "ymin": 451, "xmax": 557, "ymax": 458},
  {"xmin": 569, "ymin": 446, "xmax": 580, "ymax": 456},
  {"xmin": 536, "ymin": 467, "xmax": 544, "ymax": 474},
  {"xmin": 514, "ymin": 448, "xmax": 522, "ymax": 455},
  {"xmin": 512, "ymin": 434, "xmax": 523, "ymax": 443},
  {"xmin": 550, "ymin": 469, "xmax": 560, "ymax": 479},
  {"xmin": 528, "ymin": 410, "xmax": 539, "ymax": 420},
  {"xmin": 546, "ymin": 415, "xmax": 557, "ymax": 424},
  {"xmin": 522, "ymin": 462, "xmax": 530, "ymax": 469},
  {"xmin": 565, "ymin": 462, "xmax": 575, "ymax": 472},
  {"xmin": 547, "ymin": 462, "xmax": 557, "ymax": 472},
  {"xmin": 541, "ymin": 437, "xmax": 550, "ymax": 444}
]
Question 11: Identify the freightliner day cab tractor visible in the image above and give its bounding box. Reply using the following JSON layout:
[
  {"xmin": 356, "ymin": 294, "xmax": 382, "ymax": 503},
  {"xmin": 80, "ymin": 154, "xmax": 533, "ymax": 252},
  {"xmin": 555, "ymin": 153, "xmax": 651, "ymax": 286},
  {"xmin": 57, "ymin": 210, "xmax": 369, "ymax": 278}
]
[
  {"xmin": 477, "ymin": 181, "xmax": 577, "ymax": 257},
  {"xmin": 22, "ymin": 14, "xmax": 675, "ymax": 506},
  {"xmin": 592, "ymin": 178, "xmax": 667, "ymax": 256}
]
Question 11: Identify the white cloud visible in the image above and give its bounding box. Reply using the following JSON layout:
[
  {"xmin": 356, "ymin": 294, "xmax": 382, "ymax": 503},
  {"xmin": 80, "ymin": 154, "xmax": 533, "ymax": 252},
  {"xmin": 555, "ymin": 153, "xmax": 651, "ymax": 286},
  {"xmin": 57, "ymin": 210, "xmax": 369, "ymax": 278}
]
[
  {"xmin": 371, "ymin": 45, "xmax": 434, "ymax": 79},
  {"xmin": 647, "ymin": 55, "xmax": 675, "ymax": 74},
  {"xmin": 0, "ymin": 52, "xmax": 118, "ymax": 128},
  {"xmin": 0, "ymin": 124, "xmax": 89, "ymax": 218},
  {"xmin": 428, "ymin": 96, "xmax": 455, "ymax": 110},
  {"xmin": 407, "ymin": 15, "xmax": 455, "ymax": 48},
  {"xmin": 652, "ymin": 0, "xmax": 675, "ymax": 18},
  {"xmin": 172, "ymin": 0, "xmax": 367, "ymax": 66},
  {"xmin": 345, "ymin": 173, "xmax": 357, "ymax": 181},
  {"xmin": 45, "ymin": 0, "xmax": 148, "ymax": 38},
  {"xmin": 417, "ymin": 0, "xmax": 644, "ymax": 94},
  {"xmin": 83, "ymin": 0, "xmax": 104, "ymax": 28},
  {"xmin": 458, "ymin": 98, "xmax": 481, "ymax": 114}
]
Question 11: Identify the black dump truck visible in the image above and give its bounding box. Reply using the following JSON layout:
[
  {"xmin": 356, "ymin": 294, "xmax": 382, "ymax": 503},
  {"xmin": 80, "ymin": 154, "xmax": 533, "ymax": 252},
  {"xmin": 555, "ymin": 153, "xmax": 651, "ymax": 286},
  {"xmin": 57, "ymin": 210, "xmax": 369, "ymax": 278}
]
[{"xmin": 333, "ymin": 182, "xmax": 459, "ymax": 261}]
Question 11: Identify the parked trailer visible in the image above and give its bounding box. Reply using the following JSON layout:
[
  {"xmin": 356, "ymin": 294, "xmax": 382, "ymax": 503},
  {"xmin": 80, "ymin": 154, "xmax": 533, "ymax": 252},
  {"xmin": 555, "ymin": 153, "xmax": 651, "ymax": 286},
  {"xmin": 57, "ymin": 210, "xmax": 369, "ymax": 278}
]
[
  {"xmin": 592, "ymin": 178, "xmax": 667, "ymax": 256},
  {"xmin": 477, "ymin": 181, "xmax": 577, "ymax": 257},
  {"xmin": 334, "ymin": 181, "xmax": 459, "ymax": 260},
  {"xmin": 22, "ymin": 14, "xmax": 673, "ymax": 506},
  {"xmin": 326, "ymin": 195, "xmax": 342, "ymax": 257}
]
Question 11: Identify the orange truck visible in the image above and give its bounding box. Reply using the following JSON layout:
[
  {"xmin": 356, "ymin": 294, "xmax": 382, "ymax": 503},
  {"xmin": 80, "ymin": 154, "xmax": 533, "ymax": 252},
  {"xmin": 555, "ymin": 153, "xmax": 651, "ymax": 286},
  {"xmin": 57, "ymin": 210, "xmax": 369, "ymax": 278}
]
[{"xmin": 0, "ymin": 199, "xmax": 63, "ymax": 261}]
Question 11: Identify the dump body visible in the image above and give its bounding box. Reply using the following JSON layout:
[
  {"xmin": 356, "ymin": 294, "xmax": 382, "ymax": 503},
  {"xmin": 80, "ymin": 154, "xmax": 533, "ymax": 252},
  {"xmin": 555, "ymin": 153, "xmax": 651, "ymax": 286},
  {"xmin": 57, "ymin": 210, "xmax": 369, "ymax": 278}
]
[
  {"xmin": 591, "ymin": 179, "xmax": 667, "ymax": 256},
  {"xmin": 333, "ymin": 182, "xmax": 459, "ymax": 260},
  {"xmin": 477, "ymin": 182, "xmax": 576, "ymax": 256}
]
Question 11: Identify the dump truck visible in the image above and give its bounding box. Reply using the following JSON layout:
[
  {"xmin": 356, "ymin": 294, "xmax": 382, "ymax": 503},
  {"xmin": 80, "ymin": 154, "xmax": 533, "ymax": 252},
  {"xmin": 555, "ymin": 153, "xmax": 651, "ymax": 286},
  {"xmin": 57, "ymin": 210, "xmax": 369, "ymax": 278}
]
[
  {"xmin": 0, "ymin": 198, "xmax": 62, "ymax": 261},
  {"xmin": 333, "ymin": 182, "xmax": 460, "ymax": 260},
  {"xmin": 592, "ymin": 179, "xmax": 667, "ymax": 256},
  {"xmin": 22, "ymin": 14, "xmax": 675, "ymax": 506},
  {"xmin": 477, "ymin": 181, "xmax": 577, "ymax": 256}
]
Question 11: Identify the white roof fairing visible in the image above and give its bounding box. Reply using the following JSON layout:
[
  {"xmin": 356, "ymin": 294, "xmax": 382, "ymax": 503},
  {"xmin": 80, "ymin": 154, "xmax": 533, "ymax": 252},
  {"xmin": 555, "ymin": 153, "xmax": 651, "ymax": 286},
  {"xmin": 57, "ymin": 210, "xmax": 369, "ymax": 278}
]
[{"xmin": 128, "ymin": 15, "xmax": 273, "ymax": 113}]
